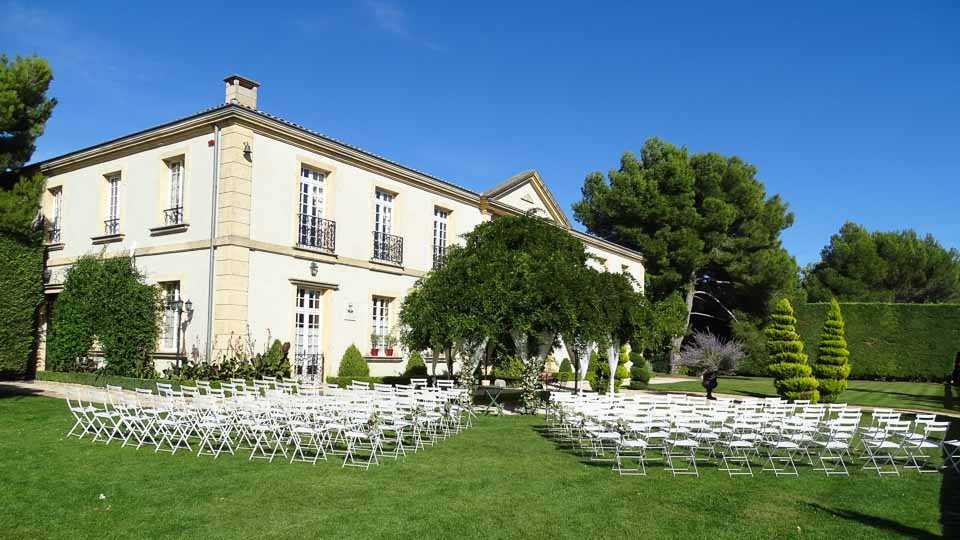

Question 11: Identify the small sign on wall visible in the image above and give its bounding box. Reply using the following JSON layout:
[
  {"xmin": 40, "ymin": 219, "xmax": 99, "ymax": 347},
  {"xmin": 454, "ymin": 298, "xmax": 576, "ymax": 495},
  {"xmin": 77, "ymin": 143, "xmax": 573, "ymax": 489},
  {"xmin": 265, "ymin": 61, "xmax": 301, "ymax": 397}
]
[{"xmin": 344, "ymin": 301, "xmax": 357, "ymax": 321}]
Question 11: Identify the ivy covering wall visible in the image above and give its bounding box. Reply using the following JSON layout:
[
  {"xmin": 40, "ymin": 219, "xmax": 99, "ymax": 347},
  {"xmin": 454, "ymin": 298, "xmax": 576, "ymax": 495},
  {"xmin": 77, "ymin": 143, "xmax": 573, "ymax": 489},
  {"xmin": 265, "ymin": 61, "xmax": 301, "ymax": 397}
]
[
  {"xmin": 0, "ymin": 230, "xmax": 43, "ymax": 379},
  {"xmin": 795, "ymin": 302, "xmax": 960, "ymax": 381},
  {"xmin": 46, "ymin": 254, "xmax": 162, "ymax": 377}
]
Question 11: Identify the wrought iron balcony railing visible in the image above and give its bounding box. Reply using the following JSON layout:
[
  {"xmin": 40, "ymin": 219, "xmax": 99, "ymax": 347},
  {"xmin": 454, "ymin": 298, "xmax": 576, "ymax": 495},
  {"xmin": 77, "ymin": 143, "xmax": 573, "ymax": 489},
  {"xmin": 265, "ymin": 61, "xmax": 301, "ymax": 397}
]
[
  {"xmin": 372, "ymin": 231, "xmax": 403, "ymax": 265},
  {"xmin": 48, "ymin": 227, "xmax": 61, "ymax": 244},
  {"xmin": 432, "ymin": 244, "xmax": 447, "ymax": 270},
  {"xmin": 293, "ymin": 352, "xmax": 323, "ymax": 383},
  {"xmin": 104, "ymin": 218, "xmax": 120, "ymax": 235},
  {"xmin": 297, "ymin": 214, "xmax": 336, "ymax": 253},
  {"xmin": 164, "ymin": 206, "xmax": 184, "ymax": 225}
]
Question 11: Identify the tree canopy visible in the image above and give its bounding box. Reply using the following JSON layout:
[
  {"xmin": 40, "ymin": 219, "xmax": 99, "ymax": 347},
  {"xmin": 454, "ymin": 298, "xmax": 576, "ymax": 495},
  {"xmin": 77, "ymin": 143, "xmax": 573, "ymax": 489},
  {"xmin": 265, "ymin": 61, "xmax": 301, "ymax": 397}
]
[
  {"xmin": 573, "ymin": 137, "xmax": 799, "ymax": 364},
  {"xmin": 803, "ymin": 222, "xmax": 960, "ymax": 303},
  {"xmin": 0, "ymin": 54, "xmax": 55, "ymax": 380},
  {"xmin": 0, "ymin": 54, "xmax": 56, "ymax": 187}
]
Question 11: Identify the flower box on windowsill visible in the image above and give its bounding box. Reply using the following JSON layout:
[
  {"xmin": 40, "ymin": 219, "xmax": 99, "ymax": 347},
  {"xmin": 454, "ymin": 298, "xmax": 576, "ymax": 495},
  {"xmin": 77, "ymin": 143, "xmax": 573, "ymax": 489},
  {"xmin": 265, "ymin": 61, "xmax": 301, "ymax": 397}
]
[
  {"xmin": 91, "ymin": 232, "xmax": 124, "ymax": 245},
  {"xmin": 149, "ymin": 222, "xmax": 189, "ymax": 236}
]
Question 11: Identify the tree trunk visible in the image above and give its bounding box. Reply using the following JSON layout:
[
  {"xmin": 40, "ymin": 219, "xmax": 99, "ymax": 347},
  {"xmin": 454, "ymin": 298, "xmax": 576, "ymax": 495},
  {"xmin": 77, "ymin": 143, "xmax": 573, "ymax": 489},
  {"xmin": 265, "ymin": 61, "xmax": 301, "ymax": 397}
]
[
  {"xmin": 430, "ymin": 347, "xmax": 438, "ymax": 376},
  {"xmin": 446, "ymin": 346, "xmax": 454, "ymax": 376},
  {"xmin": 669, "ymin": 277, "xmax": 697, "ymax": 373}
]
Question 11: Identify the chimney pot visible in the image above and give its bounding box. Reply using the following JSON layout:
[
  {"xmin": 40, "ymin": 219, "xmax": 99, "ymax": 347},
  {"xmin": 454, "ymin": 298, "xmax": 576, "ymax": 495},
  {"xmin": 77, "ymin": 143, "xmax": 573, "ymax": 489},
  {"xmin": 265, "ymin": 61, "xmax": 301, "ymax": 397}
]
[{"xmin": 223, "ymin": 74, "xmax": 261, "ymax": 109}]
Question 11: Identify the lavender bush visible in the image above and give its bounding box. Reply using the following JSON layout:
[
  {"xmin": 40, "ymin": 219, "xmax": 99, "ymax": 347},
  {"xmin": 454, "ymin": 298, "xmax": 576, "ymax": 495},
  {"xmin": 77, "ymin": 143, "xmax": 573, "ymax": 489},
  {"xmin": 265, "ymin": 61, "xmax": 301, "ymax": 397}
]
[{"xmin": 678, "ymin": 332, "xmax": 746, "ymax": 373}]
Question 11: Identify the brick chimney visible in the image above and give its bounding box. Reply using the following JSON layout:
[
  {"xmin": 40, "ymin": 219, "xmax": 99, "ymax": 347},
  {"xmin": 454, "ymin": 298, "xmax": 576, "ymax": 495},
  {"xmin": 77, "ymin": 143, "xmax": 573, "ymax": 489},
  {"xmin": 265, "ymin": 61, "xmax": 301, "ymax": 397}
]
[{"xmin": 223, "ymin": 74, "xmax": 260, "ymax": 109}]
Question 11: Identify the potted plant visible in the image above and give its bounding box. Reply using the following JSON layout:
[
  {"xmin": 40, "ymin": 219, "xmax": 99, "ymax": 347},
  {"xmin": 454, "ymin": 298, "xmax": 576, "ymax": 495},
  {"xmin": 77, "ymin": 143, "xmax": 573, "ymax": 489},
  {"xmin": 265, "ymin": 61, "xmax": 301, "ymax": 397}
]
[
  {"xmin": 676, "ymin": 331, "xmax": 745, "ymax": 400},
  {"xmin": 384, "ymin": 333, "xmax": 397, "ymax": 357},
  {"xmin": 370, "ymin": 332, "xmax": 381, "ymax": 356}
]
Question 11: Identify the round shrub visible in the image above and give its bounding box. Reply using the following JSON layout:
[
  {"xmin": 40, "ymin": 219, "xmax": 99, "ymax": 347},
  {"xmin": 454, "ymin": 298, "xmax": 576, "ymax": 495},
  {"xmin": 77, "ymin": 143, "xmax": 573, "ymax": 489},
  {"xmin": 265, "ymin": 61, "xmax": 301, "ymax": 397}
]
[
  {"xmin": 404, "ymin": 351, "xmax": 428, "ymax": 377},
  {"xmin": 338, "ymin": 344, "xmax": 370, "ymax": 377},
  {"xmin": 557, "ymin": 358, "xmax": 573, "ymax": 382}
]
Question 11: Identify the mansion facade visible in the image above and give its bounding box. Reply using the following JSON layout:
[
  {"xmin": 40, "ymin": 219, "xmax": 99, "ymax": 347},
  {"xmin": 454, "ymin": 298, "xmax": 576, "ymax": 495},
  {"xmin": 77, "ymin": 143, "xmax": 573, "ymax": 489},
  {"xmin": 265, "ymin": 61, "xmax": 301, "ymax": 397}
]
[{"xmin": 36, "ymin": 75, "xmax": 645, "ymax": 380}]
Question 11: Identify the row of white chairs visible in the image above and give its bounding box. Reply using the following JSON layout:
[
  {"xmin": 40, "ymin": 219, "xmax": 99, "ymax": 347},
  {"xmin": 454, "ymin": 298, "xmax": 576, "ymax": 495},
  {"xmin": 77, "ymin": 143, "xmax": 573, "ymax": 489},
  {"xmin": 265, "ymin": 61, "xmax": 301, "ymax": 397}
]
[
  {"xmin": 546, "ymin": 392, "xmax": 958, "ymax": 477},
  {"xmin": 64, "ymin": 380, "xmax": 473, "ymax": 469}
]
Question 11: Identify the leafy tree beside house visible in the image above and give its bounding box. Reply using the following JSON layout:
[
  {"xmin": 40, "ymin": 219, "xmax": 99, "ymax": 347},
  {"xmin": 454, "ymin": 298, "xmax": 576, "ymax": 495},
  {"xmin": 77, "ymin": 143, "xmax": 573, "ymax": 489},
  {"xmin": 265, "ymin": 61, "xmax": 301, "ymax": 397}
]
[
  {"xmin": 813, "ymin": 299, "xmax": 851, "ymax": 402},
  {"xmin": 765, "ymin": 298, "xmax": 819, "ymax": 402},
  {"xmin": 0, "ymin": 54, "xmax": 57, "ymax": 379}
]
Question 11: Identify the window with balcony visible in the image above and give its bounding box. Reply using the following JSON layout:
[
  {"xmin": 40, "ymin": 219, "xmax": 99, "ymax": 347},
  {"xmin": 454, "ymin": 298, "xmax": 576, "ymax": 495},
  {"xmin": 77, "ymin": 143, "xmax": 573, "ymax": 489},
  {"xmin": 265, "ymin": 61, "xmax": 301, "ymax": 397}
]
[
  {"xmin": 433, "ymin": 207, "xmax": 448, "ymax": 270},
  {"xmin": 297, "ymin": 166, "xmax": 335, "ymax": 252},
  {"xmin": 165, "ymin": 159, "xmax": 184, "ymax": 225},
  {"xmin": 372, "ymin": 189, "xmax": 402, "ymax": 265},
  {"xmin": 105, "ymin": 174, "xmax": 121, "ymax": 235}
]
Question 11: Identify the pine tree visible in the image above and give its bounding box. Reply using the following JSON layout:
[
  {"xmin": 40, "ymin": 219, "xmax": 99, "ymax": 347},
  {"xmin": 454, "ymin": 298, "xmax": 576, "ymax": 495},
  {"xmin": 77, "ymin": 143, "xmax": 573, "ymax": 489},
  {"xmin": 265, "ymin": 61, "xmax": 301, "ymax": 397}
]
[
  {"xmin": 813, "ymin": 299, "xmax": 850, "ymax": 403},
  {"xmin": 765, "ymin": 298, "xmax": 819, "ymax": 402}
]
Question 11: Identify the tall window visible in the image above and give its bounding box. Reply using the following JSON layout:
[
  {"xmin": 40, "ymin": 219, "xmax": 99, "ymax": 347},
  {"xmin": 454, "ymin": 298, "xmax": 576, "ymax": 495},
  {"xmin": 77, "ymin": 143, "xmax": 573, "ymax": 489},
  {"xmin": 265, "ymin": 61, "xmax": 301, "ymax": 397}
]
[
  {"xmin": 433, "ymin": 207, "xmax": 448, "ymax": 269},
  {"xmin": 105, "ymin": 174, "xmax": 120, "ymax": 234},
  {"xmin": 371, "ymin": 296, "xmax": 391, "ymax": 348},
  {"xmin": 374, "ymin": 190, "xmax": 393, "ymax": 236},
  {"xmin": 373, "ymin": 190, "xmax": 401, "ymax": 263},
  {"xmin": 166, "ymin": 159, "xmax": 184, "ymax": 225},
  {"xmin": 298, "ymin": 166, "xmax": 333, "ymax": 251},
  {"xmin": 159, "ymin": 282, "xmax": 181, "ymax": 352},
  {"xmin": 49, "ymin": 188, "xmax": 62, "ymax": 243},
  {"xmin": 294, "ymin": 287, "xmax": 322, "ymax": 380}
]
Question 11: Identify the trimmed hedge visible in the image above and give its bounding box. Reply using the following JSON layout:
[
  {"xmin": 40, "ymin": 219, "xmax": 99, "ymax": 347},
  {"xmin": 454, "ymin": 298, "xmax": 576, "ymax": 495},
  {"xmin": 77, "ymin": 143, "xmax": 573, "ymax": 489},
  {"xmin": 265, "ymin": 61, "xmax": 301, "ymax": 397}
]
[
  {"xmin": 36, "ymin": 370, "xmax": 220, "ymax": 391},
  {"xmin": 325, "ymin": 376, "xmax": 421, "ymax": 388},
  {"xmin": 0, "ymin": 231, "xmax": 42, "ymax": 379},
  {"xmin": 795, "ymin": 302, "xmax": 960, "ymax": 381}
]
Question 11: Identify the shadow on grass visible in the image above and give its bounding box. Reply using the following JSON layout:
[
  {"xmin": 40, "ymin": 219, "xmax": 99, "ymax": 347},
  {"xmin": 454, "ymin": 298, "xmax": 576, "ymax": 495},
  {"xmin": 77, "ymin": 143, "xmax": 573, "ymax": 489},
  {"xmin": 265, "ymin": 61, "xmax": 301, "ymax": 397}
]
[
  {"xmin": 808, "ymin": 503, "xmax": 941, "ymax": 540},
  {"xmin": 0, "ymin": 383, "xmax": 43, "ymax": 399},
  {"xmin": 847, "ymin": 386, "xmax": 958, "ymax": 412}
]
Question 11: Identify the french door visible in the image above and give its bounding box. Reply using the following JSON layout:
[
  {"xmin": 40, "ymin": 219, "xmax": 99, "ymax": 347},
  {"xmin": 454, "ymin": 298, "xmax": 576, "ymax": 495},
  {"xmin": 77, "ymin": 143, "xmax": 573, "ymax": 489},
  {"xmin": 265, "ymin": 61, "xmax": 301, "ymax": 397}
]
[{"xmin": 294, "ymin": 287, "xmax": 322, "ymax": 382}]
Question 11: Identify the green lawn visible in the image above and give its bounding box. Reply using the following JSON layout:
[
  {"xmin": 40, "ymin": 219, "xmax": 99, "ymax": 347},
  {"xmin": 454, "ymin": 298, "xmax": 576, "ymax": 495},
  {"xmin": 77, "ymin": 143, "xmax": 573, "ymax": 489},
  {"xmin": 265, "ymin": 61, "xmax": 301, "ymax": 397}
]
[
  {"xmin": 651, "ymin": 377, "xmax": 959, "ymax": 415},
  {"xmin": 1, "ymin": 392, "xmax": 956, "ymax": 539}
]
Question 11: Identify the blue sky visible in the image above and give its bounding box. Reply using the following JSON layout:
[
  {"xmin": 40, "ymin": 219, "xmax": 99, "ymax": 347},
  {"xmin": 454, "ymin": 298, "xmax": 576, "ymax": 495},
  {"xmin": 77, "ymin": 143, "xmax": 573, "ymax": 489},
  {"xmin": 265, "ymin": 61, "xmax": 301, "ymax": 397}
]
[{"xmin": 3, "ymin": 0, "xmax": 957, "ymax": 265}]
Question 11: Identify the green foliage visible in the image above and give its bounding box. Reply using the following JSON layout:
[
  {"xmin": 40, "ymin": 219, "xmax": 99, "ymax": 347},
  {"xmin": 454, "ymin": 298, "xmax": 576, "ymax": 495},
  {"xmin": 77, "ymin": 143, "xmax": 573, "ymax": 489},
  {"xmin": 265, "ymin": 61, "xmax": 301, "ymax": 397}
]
[
  {"xmin": 0, "ymin": 54, "xmax": 57, "ymax": 184},
  {"xmin": 765, "ymin": 298, "xmax": 819, "ymax": 402},
  {"xmin": 37, "ymin": 370, "xmax": 217, "ymax": 391},
  {"xmin": 337, "ymin": 344, "xmax": 370, "ymax": 377},
  {"xmin": 404, "ymin": 351, "xmax": 428, "ymax": 377},
  {"xmin": 494, "ymin": 356, "xmax": 524, "ymax": 380},
  {"xmin": 804, "ymin": 222, "xmax": 960, "ymax": 303},
  {"xmin": 557, "ymin": 358, "xmax": 573, "ymax": 382},
  {"xmin": 0, "ymin": 230, "xmax": 42, "ymax": 379},
  {"xmin": 731, "ymin": 316, "xmax": 769, "ymax": 376},
  {"xmin": 628, "ymin": 351, "xmax": 652, "ymax": 388},
  {"xmin": 586, "ymin": 348, "xmax": 628, "ymax": 394},
  {"xmin": 253, "ymin": 340, "xmax": 291, "ymax": 379},
  {"xmin": 573, "ymin": 137, "xmax": 799, "ymax": 324},
  {"xmin": 46, "ymin": 255, "xmax": 161, "ymax": 377},
  {"xmin": 812, "ymin": 299, "xmax": 850, "ymax": 402},
  {"xmin": 0, "ymin": 54, "xmax": 55, "ymax": 380},
  {"xmin": 795, "ymin": 302, "xmax": 960, "ymax": 381}
]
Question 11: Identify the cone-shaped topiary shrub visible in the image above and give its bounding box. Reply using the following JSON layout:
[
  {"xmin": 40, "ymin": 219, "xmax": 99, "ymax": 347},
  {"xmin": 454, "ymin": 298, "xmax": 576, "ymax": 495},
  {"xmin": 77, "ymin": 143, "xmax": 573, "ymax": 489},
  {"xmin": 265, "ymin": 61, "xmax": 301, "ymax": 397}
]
[
  {"xmin": 557, "ymin": 358, "xmax": 573, "ymax": 382},
  {"xmin": 813, "ymin": 299, "xmax": 850, "ymax": 403},
  {"xmin": 338, "ymin": 344, "xmax": 370, "ymax": 377},
  {"xmin": 404, "ymin": 351, "xmax": 428, "ymax": 377},
  {"xmin": 765, "ymin": 298, "xmax": 819, "ymax": 402}
]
